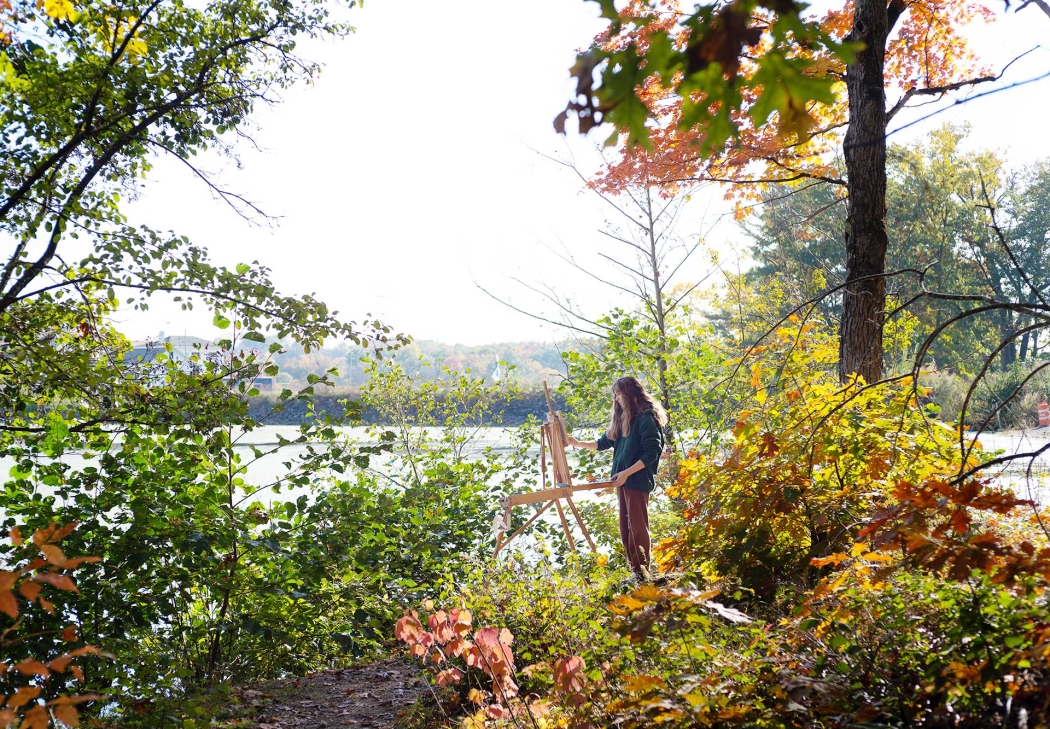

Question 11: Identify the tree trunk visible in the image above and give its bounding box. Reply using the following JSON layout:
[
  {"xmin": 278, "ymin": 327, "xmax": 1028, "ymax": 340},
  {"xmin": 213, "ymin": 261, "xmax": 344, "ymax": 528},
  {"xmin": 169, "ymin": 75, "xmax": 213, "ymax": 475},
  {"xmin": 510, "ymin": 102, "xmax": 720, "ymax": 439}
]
[
  {"xmin": 1000, "ymin": 309, "xmax": 1018, "ymax": 370},
  {"xmin": 644, "ymin": 188, "xmax": 678, "ymax": 455},
  {"xmin": 839, "ymin": 0, "xmax": 892, "ymax": 384}
]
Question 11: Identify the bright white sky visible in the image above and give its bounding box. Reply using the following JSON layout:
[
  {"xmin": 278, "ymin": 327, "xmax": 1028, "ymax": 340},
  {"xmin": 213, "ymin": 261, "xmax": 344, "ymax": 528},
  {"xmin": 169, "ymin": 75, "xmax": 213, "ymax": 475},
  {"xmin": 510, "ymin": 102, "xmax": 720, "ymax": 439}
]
[{"xmin": 117, "ymin": 0, "xmax": 1050, "ymax": 346}]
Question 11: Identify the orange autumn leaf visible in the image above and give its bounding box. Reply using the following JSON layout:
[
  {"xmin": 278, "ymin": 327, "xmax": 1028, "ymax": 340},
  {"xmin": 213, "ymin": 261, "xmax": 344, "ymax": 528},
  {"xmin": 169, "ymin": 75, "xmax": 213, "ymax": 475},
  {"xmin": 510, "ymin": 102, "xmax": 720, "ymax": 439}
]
[
  {"xmin": 19, "ymin": 581, "xmax": 42, "ymax": 602},
  {"xmin": 7, "ymin": 685, "xmax": 42, "ymax": 707},
  {"xmin": 622, "ymin": 674, "xmax": 668, "ymax": 692},
  {"xmin": 13, "ymin": 658, "xmax": 50, "ymax": 678},
  {"xmin": 0, "ymin": 590, "xmax": 17, "ymax": 619},
  {"xmin": 22, "ymin": 704, "xmax": 49, "ymax": 729},
  {"xmin": 591, "ymin": 0, "xmax": 994, "ymax": 219},
  {"xmin": 435, "ymin": 667, "xmax": 463, "ymax": 686},
  {"xmin": 32, "ymin": 573, "xmax": 78, "ymax": 592},
  {"xmin": 40, "ymin": 544, "xmax": 69, "ymax": 567},
  {"xmin": 52, "ymin": 704, "xmax": 79, "ymax": 727}
]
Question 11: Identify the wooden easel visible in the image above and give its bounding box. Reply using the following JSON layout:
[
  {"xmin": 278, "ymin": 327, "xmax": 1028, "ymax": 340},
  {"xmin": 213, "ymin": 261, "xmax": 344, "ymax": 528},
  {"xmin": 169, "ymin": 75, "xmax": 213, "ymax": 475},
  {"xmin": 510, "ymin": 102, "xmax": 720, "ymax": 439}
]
[{"xmin": 493, "ymin": 382, "xmax": 614, "ymax": 556}]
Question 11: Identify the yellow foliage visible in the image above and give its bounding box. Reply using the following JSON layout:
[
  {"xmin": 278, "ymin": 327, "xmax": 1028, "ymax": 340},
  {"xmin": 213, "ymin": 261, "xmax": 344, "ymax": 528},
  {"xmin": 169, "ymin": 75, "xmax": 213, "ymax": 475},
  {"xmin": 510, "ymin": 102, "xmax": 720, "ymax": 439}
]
[{"xmin": 41, "ymin": 0, "xmax": 77, "ymax": 22}]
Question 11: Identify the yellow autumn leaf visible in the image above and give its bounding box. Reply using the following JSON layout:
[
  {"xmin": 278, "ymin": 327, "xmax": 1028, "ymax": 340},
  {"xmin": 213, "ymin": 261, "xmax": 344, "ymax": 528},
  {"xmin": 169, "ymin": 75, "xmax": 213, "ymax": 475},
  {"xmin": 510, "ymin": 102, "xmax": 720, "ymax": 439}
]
[
  {"xmin": 810, "ymin": 552, "xmax": 848, "ymax": 568},
  {"xmin": 42, "ymin": 0, "xmax": 77, "ymax": 22},
  {"xmin": 622, "ymin": 674, "xmax": 667, "ymax": 692}
]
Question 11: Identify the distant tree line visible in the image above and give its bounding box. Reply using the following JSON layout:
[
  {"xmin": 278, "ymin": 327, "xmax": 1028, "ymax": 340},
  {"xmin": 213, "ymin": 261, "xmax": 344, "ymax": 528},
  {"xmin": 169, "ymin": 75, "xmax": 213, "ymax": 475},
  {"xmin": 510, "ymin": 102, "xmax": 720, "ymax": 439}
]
[{"xmin": 270, "ymin": 338, "xmax": 577, "ymax": 390}]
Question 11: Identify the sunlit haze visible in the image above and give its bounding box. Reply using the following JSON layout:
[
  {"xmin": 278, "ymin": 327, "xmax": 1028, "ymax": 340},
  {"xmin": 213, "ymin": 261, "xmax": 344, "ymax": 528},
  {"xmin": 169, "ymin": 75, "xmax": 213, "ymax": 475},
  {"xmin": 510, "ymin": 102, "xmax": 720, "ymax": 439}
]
[{"xmin": 117, "ymin": 0, "xmax": 1050, "ymax": 346}]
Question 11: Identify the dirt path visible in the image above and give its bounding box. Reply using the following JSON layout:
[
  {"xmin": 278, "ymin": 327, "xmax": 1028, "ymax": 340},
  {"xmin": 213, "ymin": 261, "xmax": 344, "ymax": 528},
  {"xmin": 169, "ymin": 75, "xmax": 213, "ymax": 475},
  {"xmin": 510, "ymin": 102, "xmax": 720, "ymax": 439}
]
[{"xmin": 233, "ymin": 658, "xmax": 429, "ymax": 728}]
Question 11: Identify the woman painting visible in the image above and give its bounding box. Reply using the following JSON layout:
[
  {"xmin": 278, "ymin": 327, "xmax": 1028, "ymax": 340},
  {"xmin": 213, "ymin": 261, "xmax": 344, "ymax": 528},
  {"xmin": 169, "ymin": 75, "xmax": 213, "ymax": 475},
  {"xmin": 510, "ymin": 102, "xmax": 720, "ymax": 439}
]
[{"xmin": 567, "ymin": 376, "xmax": 667, "ymax": 578}]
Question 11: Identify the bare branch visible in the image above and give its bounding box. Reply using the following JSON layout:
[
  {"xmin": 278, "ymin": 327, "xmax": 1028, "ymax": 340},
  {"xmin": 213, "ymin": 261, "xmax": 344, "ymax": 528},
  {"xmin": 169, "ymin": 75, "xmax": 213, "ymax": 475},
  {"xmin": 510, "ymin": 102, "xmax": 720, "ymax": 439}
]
[
  {"xmin": 1016, "ymin": 0, "xmax": 1050, "ymax": 20},
  {"xmin": 889, "ymin": 65, "xmax": 1050, "ymax": 138},
  {"xmin": 147, "ymin": 139, "xmax": 275, "ymax": 225},
  {"xmin": 474, "ymin": 281, "xmax": 608, "ymax": 340},
  {"xmin": 887, "ymin": 73, "xmax": 999, "ymax": 122}
]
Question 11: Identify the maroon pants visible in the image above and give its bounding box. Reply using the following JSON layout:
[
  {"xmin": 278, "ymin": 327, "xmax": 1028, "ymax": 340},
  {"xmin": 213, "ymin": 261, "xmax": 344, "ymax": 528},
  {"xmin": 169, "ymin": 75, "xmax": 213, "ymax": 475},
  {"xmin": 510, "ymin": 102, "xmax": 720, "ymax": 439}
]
[{"xmin": 618, "ymin": 486, "xmax": 651, "ymax": 576}]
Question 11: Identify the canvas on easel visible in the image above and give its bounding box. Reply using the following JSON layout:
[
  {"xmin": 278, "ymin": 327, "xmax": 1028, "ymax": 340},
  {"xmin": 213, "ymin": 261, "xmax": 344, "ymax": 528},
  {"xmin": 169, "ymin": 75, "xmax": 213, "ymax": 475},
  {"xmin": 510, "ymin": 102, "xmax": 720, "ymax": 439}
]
[{"xmin": 493, "ymin": 382, "xmax": 614, "ymax": 556}]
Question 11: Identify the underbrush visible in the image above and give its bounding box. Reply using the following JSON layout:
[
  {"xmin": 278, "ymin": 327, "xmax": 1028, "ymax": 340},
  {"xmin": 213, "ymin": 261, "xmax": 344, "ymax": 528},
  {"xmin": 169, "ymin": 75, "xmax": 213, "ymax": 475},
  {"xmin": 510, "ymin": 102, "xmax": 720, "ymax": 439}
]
[
  {"xmin": 399, "ymin": 548, "xmax": 1050, "ymax": 728},
  {"xmin": 396, "ymin": 325, "xmax": 1050, "ymax": 729}
]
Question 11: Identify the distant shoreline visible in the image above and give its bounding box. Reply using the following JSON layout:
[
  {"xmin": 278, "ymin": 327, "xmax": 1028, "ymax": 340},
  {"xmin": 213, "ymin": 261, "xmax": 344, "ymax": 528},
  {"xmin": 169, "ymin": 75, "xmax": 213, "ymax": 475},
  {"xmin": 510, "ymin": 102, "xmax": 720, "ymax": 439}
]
[{"xmin": 245, "ymin": 389, "xmax": 569, "ymax": 427}]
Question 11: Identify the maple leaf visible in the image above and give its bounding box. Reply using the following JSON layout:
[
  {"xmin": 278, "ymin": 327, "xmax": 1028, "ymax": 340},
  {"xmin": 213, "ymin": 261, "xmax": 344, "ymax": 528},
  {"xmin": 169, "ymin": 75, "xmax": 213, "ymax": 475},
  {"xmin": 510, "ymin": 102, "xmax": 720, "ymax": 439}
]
[
  {"xmin": 553, "ymin": 656, "xmax": 588, "ymax": 694},
  {"xmin": 435, "ymin": 668, "xmax": 463, "ymax": 687}
]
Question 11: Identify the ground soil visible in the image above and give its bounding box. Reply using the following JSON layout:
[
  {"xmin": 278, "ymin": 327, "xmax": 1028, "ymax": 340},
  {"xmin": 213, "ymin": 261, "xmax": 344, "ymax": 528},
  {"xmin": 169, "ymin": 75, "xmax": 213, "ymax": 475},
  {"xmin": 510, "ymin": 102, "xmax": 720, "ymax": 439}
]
[{"xmin": 231, "ymin": 658, "xmax": 430, "ymax": 728}]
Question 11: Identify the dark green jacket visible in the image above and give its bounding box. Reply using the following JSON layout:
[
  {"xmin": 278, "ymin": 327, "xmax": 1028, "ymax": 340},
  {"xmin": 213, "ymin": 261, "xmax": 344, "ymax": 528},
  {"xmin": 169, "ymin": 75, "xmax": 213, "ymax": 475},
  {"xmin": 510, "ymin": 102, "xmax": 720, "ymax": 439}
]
[{"xmin": 597, "ymin": 410, "xmax": 664, "ymax": 493}]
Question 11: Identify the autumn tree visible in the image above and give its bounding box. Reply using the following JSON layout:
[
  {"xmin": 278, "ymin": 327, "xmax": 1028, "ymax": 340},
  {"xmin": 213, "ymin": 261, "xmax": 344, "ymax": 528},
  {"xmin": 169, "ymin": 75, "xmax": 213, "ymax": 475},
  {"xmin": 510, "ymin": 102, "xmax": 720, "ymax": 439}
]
[
  {"xmin": 560, "ymin": 0, "xmax": 1047, "ymax": 384},
  {"xmin": 747, "ymin": 125, "xmax": 1050, "ymax": 372},
  {"xmin": 481, "ymin": 155, "xmax": 721, "ymax": 453},
  {"xmin": 1, "ymin": 0, "xmax": 404, "ymax": 437},
  {"xmin": 0, "ymin": 0, "xmax": 419, "ymax": 713}
]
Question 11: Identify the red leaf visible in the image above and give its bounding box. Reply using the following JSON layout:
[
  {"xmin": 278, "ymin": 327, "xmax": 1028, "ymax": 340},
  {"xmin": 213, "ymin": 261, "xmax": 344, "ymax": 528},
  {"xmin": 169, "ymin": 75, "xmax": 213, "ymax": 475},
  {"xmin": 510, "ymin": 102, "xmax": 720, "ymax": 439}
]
[{"xmin": 553, "ymin": 656, "xmax": 587, "ymax": 694}]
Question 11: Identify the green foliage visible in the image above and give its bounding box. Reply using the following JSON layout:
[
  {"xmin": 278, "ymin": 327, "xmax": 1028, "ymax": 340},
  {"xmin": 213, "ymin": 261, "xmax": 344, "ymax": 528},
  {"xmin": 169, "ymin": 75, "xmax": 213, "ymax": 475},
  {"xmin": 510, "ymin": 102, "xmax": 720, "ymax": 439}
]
[
  {"xmin": 746, "ymin": 125, "xmax": 1050, "ymax": 375},
  {"xmin": 558, "ymin": 0, "xmax": 858, "ymax": 151},
  {"xmin": 397, "ymin": 332, "xmax": 1050, "ymax": 728},
  {"xmin": 0, "ymin": 324, "xmax": 538, "ymax": 722},
  {"xmin": 560, "ymin": 300, "xmax": 723, "ymax": 459},
  {"xmin": 791, "ymin": 559, "xmax": 1050, "ymax": 725},
  {"xmin": 1, "ymin": 0, "xmax": 402, "ymax": 353}
]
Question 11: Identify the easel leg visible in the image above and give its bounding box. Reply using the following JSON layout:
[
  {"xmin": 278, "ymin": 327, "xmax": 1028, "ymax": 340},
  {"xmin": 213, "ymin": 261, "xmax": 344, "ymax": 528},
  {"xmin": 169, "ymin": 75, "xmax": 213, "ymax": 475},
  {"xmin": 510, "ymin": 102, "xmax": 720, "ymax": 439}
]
[
  {"xmin": 553, "ymin": 498, "xmax": 577, "ymax": 553},
  {"xmin": 564, "ymin": 496, "xmax": 596, "ymax": 552},
  {"xmin": 494, "ymin": 499, "xmax": 556, "ymax": 557},
  {"xmin": 493, "ymin": 499, "xmax": 511, "ymax": 556}
]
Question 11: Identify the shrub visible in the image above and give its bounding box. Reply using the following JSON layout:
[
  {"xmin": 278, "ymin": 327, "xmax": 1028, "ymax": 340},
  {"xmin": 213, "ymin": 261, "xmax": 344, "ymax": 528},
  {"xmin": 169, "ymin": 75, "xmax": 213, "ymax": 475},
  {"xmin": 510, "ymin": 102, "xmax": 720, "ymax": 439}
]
[{"xmin": 662, "ymin": 321, "xmax": 968, "ymax": 600}]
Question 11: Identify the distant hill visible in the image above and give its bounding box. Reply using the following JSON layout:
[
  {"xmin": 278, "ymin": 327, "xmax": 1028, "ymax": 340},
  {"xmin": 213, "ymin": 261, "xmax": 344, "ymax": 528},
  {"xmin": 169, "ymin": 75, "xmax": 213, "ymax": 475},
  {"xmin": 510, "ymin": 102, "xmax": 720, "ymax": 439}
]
[
  {"xmin": 123, "ymin": 333, "xmax": 592, "ymax": 390},
  {"xmin": 269, "ymin": 338, "xmax": 584, "ymax": 390}
]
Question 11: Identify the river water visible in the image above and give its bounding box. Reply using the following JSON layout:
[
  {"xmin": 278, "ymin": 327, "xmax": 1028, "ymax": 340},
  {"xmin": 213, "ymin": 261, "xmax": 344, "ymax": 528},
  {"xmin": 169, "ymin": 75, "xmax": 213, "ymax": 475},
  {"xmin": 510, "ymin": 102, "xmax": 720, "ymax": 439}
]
[
  {"xmin": 3, "ymin": 425, "xmax": 1049, "ymax": 507},
  {"xmin": 0, "ymin": 426, "xmax": 538, "ymax": 507}
]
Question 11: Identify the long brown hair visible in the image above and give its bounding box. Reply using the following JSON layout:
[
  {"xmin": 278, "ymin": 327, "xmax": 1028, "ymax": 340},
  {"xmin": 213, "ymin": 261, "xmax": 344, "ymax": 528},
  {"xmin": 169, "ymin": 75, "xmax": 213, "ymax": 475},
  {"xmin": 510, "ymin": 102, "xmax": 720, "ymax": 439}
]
[{"xmin": 606, "ymin": 376, "xmax": 668, "ymax": 440}]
